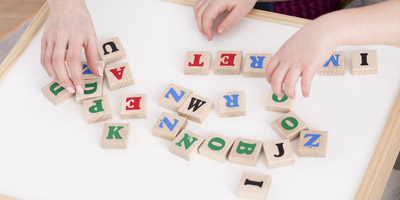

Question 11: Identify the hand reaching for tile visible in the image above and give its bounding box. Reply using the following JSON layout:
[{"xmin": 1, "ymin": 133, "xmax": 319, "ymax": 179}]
[
  {"xmin": 41, "ymin": 0, "xmax": 102, "ymax": 94},
  {"xmin": 194, "ymin": 0, "xmax": 258, "ymax": 41}
]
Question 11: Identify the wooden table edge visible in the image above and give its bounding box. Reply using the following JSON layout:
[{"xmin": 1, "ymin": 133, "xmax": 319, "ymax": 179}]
[{"xmin": 1, "ymin": 1, "xmax": 400, "ymax": 199}]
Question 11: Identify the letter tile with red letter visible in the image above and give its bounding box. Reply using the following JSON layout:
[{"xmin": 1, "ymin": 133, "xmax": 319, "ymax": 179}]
[
  {"xmin": 105, "ymin": 62, "xmax": 135, "ymax": 90},
  {"xmin": 120, "ymin": 94, "xmax": 147, "ymax": 119}
]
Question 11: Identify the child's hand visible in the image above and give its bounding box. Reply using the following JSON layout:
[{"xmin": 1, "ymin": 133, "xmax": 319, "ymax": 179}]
[
  {"xmin": 194, "ymin": 0, "xmax": 257, "ymax": 41},
  {"xmin": 266, "ymin": 16, "xmax": 338, "ymax": 98},
  {"xmin": 41, "ymin": 0, "xmax": 102, "ymax": 94}
]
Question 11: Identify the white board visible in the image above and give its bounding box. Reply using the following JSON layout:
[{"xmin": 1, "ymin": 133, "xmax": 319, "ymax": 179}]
[{"xmin": 1, "ymin": 0, "xmax": 400, "ymax": 199}]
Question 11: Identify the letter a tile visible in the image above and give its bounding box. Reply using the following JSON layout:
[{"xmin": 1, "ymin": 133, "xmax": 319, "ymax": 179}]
[{"xmin": 105, "ymin": 62, "xmax": 135, "ymax": 90}]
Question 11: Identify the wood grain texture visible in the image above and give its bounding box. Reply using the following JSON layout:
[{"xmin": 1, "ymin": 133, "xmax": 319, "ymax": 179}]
[
  {"xmin": 355, "ymin": 91, "xmax": 400, "ymax": 200},
  {"xmin": 0, "ymin": 0, "xmax": 45, "ymax": 38},
  {"xmin": 0, "ymin": 2, "xmax": 49, "ymax": 84}
]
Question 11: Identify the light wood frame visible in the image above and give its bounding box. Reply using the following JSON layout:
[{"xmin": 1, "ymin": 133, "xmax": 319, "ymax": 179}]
[{"xmin": 0, "ymin": 1, "xmax": 399, "ymax": 199}]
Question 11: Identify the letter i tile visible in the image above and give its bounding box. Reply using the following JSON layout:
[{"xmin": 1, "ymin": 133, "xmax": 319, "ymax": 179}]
[{"xmin": 237, "ymin": 171, "xmax": 271, "ymax": 200}]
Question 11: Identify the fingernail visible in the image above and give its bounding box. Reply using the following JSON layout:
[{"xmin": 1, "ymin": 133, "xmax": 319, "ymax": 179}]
[
  {"xmin": 97, "ymin": 66, "xmax": 103, "ymax": 77},
  {"xmin": 218, "ymin": 27, "xmax": 225, "ymax": 35},
  {"xmin": 77, "ymin": 85, "xmax": 84, "ymax": 94},
  {"xmin": 66, "ymin": 87, "xmax": 75, "ymax": 94}
]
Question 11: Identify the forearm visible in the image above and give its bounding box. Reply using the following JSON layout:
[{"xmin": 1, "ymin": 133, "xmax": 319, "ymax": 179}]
[{"xmin": 321, "ymin": 0, "xmax": 400, "ymax": 46}]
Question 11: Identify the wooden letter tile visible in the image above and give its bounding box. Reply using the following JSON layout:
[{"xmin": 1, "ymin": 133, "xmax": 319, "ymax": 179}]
[
  {"xmin": 264, "ymin": 139, "xmax": 295, "ymax": 169},
  {"xmin": 214, "ymin": 51, "xmax": 243, "ymax": 75},
  {"xmin": 265, "ymin": 89, "xmax": 294, "ymax": 113},
  {"xmin": 351, "ymin": 50, "xmax": 379, "ymax": 75},
  {"xmin": 83, "ymin": 96, "xmax": 112, "ymax": 124},
  {"xmin": 41, "ymin": 81, "xmax": 74, "ymax": 106},
  {"xmin": 75, "ymin": 78, "xmax": 103, "ymax": 104},
  {"xmin": 298, "ymin": 130, "xmax": 328, "ymax": 157},
  {"xmin": 318, "ymin": 51, "xmax": 345, "ymax": 76},
  {"xmin": 177, "ymin": 94, "xmax": 214, "ymax": 123},
  {"xmin": 152, "ymin": 112, "xmax": 188, "ymax": 140},
  {"xmin": 228, "ymin": 138, "xmax": 263, "ymax": 167},
  {"xmin": 81, "ymin": 60, "xmax": 105, "ymax": 79},
  {"xmin": 168, "ymin": 129, "xmax": 205, "ymax": 161},
  {"xmin": 220, "ymin": 91, "xmax": 246, "ymax": 118},
  {"xmin": 243, "ymin": 53, "xmax": 270, "ymax": 78},
  {"xmin": 236, "ymin": 171, "xmax": 271, "ymax": 200},
  {"xmin": 97, "ymin": 37, "xmax": 126, "ymax": 64},
  {"xmin": 120, "ymin": 94, "xmax": 147, "ymax": 119},
  {"xmin": 105, "ymin": 62, "xmax": 135, "ymax": 90},
  {"xmin": 271, "ymin": 111, "xmax": 308, "ymax": 141},
  {"xmin": 157, "ymin": 83, "xmax": 193, "ymax": 112},
  {"xmin": 100, "ymin": 123, "xmax": 130, "ymax": 149},
  {"xmin": 199, "ymin": 132, "xmax": 234, "ymax": 162},
  {"xmin": 184, "ymin": 51, "xmax": 211, "ymax": 75}
]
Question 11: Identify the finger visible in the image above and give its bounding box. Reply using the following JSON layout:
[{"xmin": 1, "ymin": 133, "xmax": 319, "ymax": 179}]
[
  {"xmin": 283, "ymin": 67, "xmax": 302, "ymax": 98},
  {"xmin": 44, "ymin": 39, "xmax": 58, "ymax": 81},
  {"xmin": 301, "ymin": 69, "xmax": 316, "ymax": 98},
  {"xmin": 67, "ymin": 39, "xmax": 85, "ymax": 94},
  {"xmin": 216, "ymin": 3, "xmax": 252, "ymax": 35},
  {"xmin": 270, "ymin": 63, "xmax": 290, "ymax": 98},
  {"xmin": 265, "ymin": 56, "xmax": 279, "ymax": 84},
  {"xmin": 53, "ymin": 39, "xmax": 76, "ymax": 93},
  {"xmin": 40, "ymin": 37, "xmax": 51, "ymax": 76},
  {"xmin": 84, "ymin": 34, "xmax": 102, "ymax": 77},
  {"xmin": 202, "ymin": 2, "xmax": 223, "ymax": 41},
  {"xmin": 194, "ymin": 0, "xmax": 208, "ymax": 34}
]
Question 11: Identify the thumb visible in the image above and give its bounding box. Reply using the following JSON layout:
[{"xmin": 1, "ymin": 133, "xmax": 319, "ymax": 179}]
[{"xmin": 216, "ymin": 3, "xmax": 253, "ymax": 35}]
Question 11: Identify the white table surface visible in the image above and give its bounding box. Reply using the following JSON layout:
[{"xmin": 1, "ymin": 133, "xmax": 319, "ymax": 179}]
[{"xmin": 1, "ymin": 0, "xmax": 400, "ymax": 199}]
